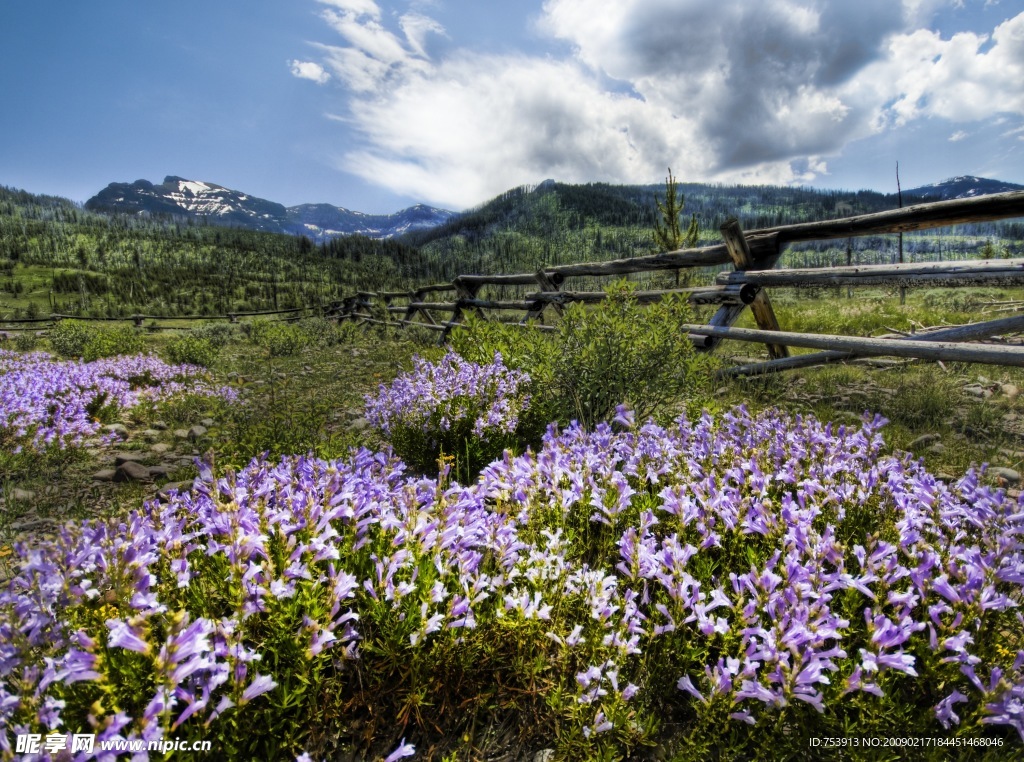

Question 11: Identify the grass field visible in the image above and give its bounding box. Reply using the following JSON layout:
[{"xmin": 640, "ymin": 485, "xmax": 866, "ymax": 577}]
[{"xmin": 4, "ymin": 287, "xmax": 1024, "ymax": 760}]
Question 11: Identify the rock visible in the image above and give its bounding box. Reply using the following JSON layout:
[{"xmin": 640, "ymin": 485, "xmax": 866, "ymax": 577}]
[
  {"xmin": 533, "ymin": 751, "xmax": 555, "ymax": 762},
  {"xmin": 928, "ymin": 443, "xmax": 947, "ymax": 454},
  {"xmin": 142, "ymin": 429, "xmax": 161, "ymax": 441},
  {"xmin": 151, "ymin": 443, "xmax": 172, "ymax": 455},
  {"xmin": 173, "ymin": 428, "xmax": 190, "ymax": 439},
  {"xmin": 92, "ymin": 469, "xmax": 117, "ymax": 482},
  {"xmin": 104, "ymin": 423, "xmax": 129, "ymax": 437},
  {"xmin": 200, "ymin": 418, "xmax": 215, "ymax": 428},
  {"xmin": 991, "ymin": 467, "xmax": 1021, "ymax": 485},
  {"xmin": 147, "ymin": 465, "xmax": 174, "ymax": 478},
  {"xmin": 937, "ymin": 472, "xmax": 956, "ymax": 482},
  {"xmin": 158, "ymin": 482, "xmax": 187, "ymax": 499},
  {"xmin": 9, "ymin": 488, "xmax": 37, "ymax": 502},
  {"xmin": 114, "ymin": 452, "xmax": 147, "ymax": 466},
  {"xmin": 151, "ymin": 420, "xmax": 168, "ymax": 431},
  {"xmin": 349, "ymin": 417, "xmax": 370, "ymax": 432},
  {"xmin": 113, "ymin": 461, "xmax": 152, "ymax": 483},
  {"xmin": 187, "ymin": 425, "xmax": 208, "ymax": 441},
  {"xmin": 909, "ymin": 433, "xmax": 941, "ymax": 449},
  {"xmin": 1002, "ymin": 383, "xmax": 1020, "ymax": 399}
]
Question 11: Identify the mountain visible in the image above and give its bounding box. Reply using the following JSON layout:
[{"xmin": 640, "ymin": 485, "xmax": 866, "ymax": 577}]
[
  {"xmin": 902, "ymin": 175, "xmax": 1024, "ymax": 201},
  {"xmin": 84, "ymin": 176, "xmax": 455, "ymax": 240}
]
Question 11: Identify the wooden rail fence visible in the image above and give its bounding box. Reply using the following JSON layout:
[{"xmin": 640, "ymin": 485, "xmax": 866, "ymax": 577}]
[
  {"xmin": 4, "ymin": 191, "xmax": 1024, "ymax": 375},
  {"xmin": 331, "ymin": 191, "xmax": 1024, "ymax": 375}
]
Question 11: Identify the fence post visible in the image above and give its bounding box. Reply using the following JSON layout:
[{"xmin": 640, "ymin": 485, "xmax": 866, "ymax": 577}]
[
  {"xmin": 522, "ymin": 270, "xmax": 563, "ymax": 323},
  {"xmin": 711, "ymin": 219, "xmax": 789, "ymax": 359}
]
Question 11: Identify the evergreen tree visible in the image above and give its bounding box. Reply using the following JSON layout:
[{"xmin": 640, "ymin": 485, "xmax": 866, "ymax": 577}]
[{"xmin": 653, "ymin": 168, "xmax": 699, "ymax": 253}]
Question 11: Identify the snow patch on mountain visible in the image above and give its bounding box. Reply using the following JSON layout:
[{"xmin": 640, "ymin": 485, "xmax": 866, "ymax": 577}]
[{"xmin": 84, "ymin": 176, "xmax": 455, "ymax": 240}]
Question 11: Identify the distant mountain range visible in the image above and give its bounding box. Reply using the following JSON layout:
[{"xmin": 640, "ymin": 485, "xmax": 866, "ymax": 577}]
[
  {"xmin": 84, "ymin": 176, "xmax": 455, "ymax": 240},
  {"xmin": 79, "ymin": 174, "xmax": 1023, "ymax": 246},
  {"xmin": 901, "ymin": 175, "xmax": 1024, "ymax": 201}
]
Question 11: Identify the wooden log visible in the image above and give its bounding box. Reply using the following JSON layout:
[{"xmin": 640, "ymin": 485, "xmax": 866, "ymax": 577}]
[
  {"xmin": 683, "ymin": 322, "xmax": 1024, "ymax": 367},
  {"xmin": 455, "ymin": 273, "xmax": 546, "ymax": 287},
  {"xmin": 717, "ymin": 258, "xmax": 1024, "ymax": 289},
  {"xmin": 717, "ymin": 218, "xmax": 789, "ymax": 359},
  {"xmin": 518, "ymin": 270, "xmax": 561, "ymax": 323},
  {"xmin": 415, "ymin": 283, "xmax": 460, "ymax": 294},
  {"xmin": 546, "ymin": 237, "xmax": 776, "ymax": 278},
  {"xmin": 409, "ymin": 302, "xmax": 459, "ymax": 311},
  {"xmin": 527, "ymin": 285, "xmax": 758, "ymax": 306},
  {"xmin": 721, "ymin": 313, "xmax": 1024, "ymax": 377},
  {"xmin": 762, "ymin": 190, "xmax": 1024, "ymax": 244}
]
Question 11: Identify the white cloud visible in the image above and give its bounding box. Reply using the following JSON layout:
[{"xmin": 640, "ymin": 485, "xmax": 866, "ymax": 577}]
[
  {"xmin": 399, "ymin": 13, "xmax": 446, "ymax": 58},
  {"xmin": 298, "ymin": 0, "xmax": 1024, "ymax": 207},
  {"xmin": 316, "ymin": 0, "xmax": 382, "ymax": 18},
  {"xmin": 949, "ymin": 130, "xmax": 969, "ymax": 141},
  {"xmin": 288, "ymin": 60, "xmax": 331, "ymax": 84}
]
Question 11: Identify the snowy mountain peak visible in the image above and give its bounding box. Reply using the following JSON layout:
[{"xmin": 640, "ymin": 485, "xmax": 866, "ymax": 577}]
[
  {"xmin": 84, "ymin": 176, "xmax": 455, "ymax": 240},
  {"xmin": 904, "ymin": 176, "xmax": 1024, "ymax": 200}
]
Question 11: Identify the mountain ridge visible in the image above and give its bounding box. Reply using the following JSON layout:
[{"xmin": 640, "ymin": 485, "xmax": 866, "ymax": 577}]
[{"xmin": 84, "ymin": 176, "xmax": 456, "ymax": 241}]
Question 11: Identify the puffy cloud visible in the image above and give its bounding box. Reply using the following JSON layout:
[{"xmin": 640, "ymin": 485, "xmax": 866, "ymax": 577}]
[
  {"xmin": 288, "ymin": 60, "xmax": 331, "ymax": 84},
  {"xmin": 298, "ymin": 0, "xmax": 1024, "ymax": 207}
]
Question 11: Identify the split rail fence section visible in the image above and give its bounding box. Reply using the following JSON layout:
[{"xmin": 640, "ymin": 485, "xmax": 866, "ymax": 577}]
[{"xmin": 334, "ymin": 191, "xmax": 1024, "ymax": 376}]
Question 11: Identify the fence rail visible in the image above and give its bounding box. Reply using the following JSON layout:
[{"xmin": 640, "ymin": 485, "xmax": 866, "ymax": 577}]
[
  {"xmin": 333, "ymin": 190, "xmax": 1024, "ymax": 373},
  {"xmin": 5, "ymin": 191, "xmax": 1024, "ymax": 374}
]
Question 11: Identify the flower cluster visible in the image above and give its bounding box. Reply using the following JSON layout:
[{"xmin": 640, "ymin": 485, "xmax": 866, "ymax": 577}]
[
  {"xmin": 0, "ymin": 349, "xmax": 235, "ymax": 451},
  {"xmin": 365, "ymin": 351, "xmax": 530, "ymax": 440},
  {"xmin": 2, "ymin": 406, "xmax": 1023, "ymax": 759},
  {"xmin": 364, "ymin": 351, "xmax": 534, "ymax": 474}
]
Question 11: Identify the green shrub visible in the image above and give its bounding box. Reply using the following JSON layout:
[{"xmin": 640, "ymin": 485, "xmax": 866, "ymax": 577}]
[
  {"xmin": 81, "ymin": 325, "xmax": 146, "ymax": 361},
  {"xmin": 450, "ymin": 281, "xmax": 716, "ymax": 430},
  {"xmin": 48, "ymin": 320, "xmax": 97, "ymax": 358},
  {"xmin": 555, "ymin": 280, "xmax": 715, "ymax": 428},
  {"xmin": 191, "ymin": 322, "xmax": 236, "ymax": 348},
  {"xmin": 258, "ymin": 323, "xmax": 310, "ymax": 357},
  {"xmin": 13, "ymin": 332, "xmax": 38, "ymax": 352},
  {"xmin": 163, "ymin": 334, "xmax": 219, "ymax": 368}
]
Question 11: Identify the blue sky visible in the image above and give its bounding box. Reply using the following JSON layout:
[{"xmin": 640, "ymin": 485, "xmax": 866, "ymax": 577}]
[{"xmin": 2, "ymin": 1, "xmax": 1023, "ymax": 213}]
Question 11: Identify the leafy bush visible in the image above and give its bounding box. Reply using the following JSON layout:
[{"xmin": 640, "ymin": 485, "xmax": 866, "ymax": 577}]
[
  {"xmin": 555, "ymin": 280, "xmax": 714, "ymax": 428},
  {"xmin": 81, "ymin": 324, "xmax": 146, "ymax": 361},
  {"xmin": 297, "ymin": 316, "xmax": 346, "ymax": 347},
  {"xmin": 245, "ymin": 319, "xmax": 313, "ymax": 357},
  {"xmin": 190, "ymin": 322, "xmax": 236, "ymax": 348},
  {"xmin": 48, "ymin": 319, "xmax": 97, "ymax": 358},
  {"xmin": 13, "ymin": 332, "xmax": 38, "ymax": 352},
  {"xmin": 163, "ymin": 334, "xmax": 219, "ymax": 368},
  {"xmin": 451, "ymin": 280, "xmax": 716, "ymax": 430},
  {"xmin": 365, "ymin": 350, "xmax": 535, "ymax": 476},
  {"xmin": 3, "ymin": 408, "xmax": 1022, "ymax": 760}
]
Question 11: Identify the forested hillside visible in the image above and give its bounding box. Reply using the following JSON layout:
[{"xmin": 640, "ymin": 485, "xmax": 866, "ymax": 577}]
[
  {"xmin": 402, "ymin": 180, "xmax": 1024, "ymax": 283},
  {"xmin": 0, "ymin": 185, "xmax": 422, "ymax": 318},
  {"xmin": 3, "ymin": 179, "xmax": 1023, "ymax": 321}
]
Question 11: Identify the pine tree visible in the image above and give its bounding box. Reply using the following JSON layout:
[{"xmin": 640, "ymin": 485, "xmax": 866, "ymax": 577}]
[
  {"xmin": 653, "ymin": 168, "xmax": 700, "ymax": 286},
  {"xmin": 654, "ymin": 168, "xmax": 699, "ymax": 252}
]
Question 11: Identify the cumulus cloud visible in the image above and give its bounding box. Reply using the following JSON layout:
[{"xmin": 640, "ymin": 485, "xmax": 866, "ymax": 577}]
[
  {"xmin": 297, "ymin": 0, "xmax": 1024, "ymax": 207},
  {"xmin": 289, "ymin": 60, "xmax": 331, "ymax": 84},
  {"xmin": 949, "ymin": 130, "xmax": 969, "ymax": 141}
]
